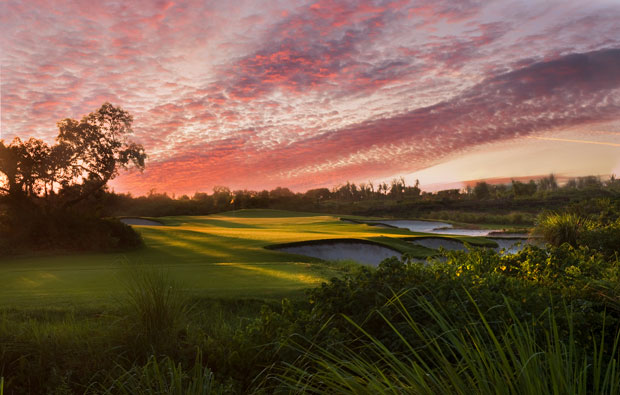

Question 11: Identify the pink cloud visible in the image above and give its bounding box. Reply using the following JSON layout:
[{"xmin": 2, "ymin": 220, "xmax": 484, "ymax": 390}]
[{"xmin": 114, "ymin": 48, "xmax": 620, "ymax": 194}]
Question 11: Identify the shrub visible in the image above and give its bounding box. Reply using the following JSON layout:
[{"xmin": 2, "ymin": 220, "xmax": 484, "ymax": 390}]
[
  {"xmin": 0, "ymin": 207, "xmax": 143, "ymax": 254},
  {"xmin": 535, "ymin": 210, "xmax": 620, "ymax": 258},
  {"xmin": 245, "ymin": 245, "xmax": 620, "ymax": 388},
  {"xmin": 580, "ymin": 219, "xmax": 620, "ymax": 259},
  {"xmin": 535, "ymin": 212, "xmax": 593, "ymax": 247}
]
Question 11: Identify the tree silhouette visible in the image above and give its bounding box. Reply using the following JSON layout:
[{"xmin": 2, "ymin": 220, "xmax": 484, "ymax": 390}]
[{"xmin": 0, "ymin": 103, "xmax": 146, "ymax": 210}]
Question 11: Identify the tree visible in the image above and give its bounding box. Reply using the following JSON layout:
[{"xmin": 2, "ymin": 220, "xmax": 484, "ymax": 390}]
[
  {"xmin": 212, "ymin": 186, "xmax": 232, "ymax": 208},
  {"xmin": 0, "ymin": 103, "xmax": 146, "ymax": 253},
  {"xmin": 388, "ymin": 177, "xmax": 405, "ymax": 199},
  {"xmin": 473, "ymin": 181, "xmax": 491, "ymax": 200},
  {"xmin": 511, "ymin": 180, "xmax": 537, "ymax": 197},
  {"xmin": 305, "ymin": 188, "xmax": 331, "ymax": 202},
  {"xmin": 0, "ymin": 137, "xmax": 63, "ymax": 209},
  {"xmin": 0, "ymin": 103, "xmax": 146, "ymax": 210},
  {"xmin": 404, "ymin": 179, "xmax": 421, "ymax": 198},
  {"xmin": 537, "ymin": 174, "xmax": 558, "ymax": 192}
]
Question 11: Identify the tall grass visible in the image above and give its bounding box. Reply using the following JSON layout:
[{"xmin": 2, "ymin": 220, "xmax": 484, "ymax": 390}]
[
  {"xmin": 122, "ymin": 265, "xmax": 190, "ymax": 355},
  {"xmin": 0, "ymin": 309, "xmax": 120, "ymax": 393},
  {"xmin": 273, "ymin": 292, "xmax": 620, "ymax": 394},
  {"xmin": 535, "ymin": 212, "xmax": 593, "ymax": 247},
  {"xmin": 96, "ymin": 355, "xmax": 226, "ymax": 395}
]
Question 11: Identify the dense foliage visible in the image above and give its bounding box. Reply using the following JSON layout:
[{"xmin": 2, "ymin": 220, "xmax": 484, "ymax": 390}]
[
  {"xmin": 0, "ymin": 103, "xmax": 146, "ymax": 254},
  {"xmin": 535, "ymin": 198, "xmax": 620, "ymax": 259},
  {"xmin": 105, "ymin": 175, "xmax": 620, "ymax": 225},
  {"xmin": 246, "ymin": 245, "xmax": 620, "ymax": 387}
]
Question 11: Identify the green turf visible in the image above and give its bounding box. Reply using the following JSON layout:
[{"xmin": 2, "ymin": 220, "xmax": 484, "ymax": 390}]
[{"xmin": 0, "ymin": 209, "xmax": 495, "ymax": 308}]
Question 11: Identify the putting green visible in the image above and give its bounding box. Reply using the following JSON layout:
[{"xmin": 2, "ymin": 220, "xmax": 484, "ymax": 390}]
[{"xmin": 0, "ymin": 209, "xmax": 490, "ymax": 307}]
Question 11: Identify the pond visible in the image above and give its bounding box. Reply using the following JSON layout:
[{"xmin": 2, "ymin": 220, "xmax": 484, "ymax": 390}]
[
  {"xmin": 489, "ymin": 237, "xmax": 535, "ymax": 255},
  {"xmin": 368, "ymin": 219, "xmax": 493, "ymax": 237}
]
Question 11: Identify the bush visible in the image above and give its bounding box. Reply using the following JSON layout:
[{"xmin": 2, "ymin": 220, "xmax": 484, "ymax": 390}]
[
  {"xmin": 0, "ymin": 207, "xmax": 143, "ymax": 254},
  {"xmin": 244, "ymin": 245, "xmax": 620, "ymax": 390},
  {"xmin": 580, "ymin": 219, "xmax": 620, "ymax": 259},
  {"xmin": 535, "ymin": 212, "xmax": 593, "ymax": 247},
  {"xmin": 535, "ymin": 210, "xmax": 620, "ymax": 259}
]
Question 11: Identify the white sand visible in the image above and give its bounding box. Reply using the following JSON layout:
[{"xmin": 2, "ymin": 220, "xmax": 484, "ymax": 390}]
[
  {"xmin": 120, "ymin": 218, "xmax": 164, "ymax": 226},
  {"xmin": 276, "ymin": 242, "xmax": 402, "ymax": 266}
]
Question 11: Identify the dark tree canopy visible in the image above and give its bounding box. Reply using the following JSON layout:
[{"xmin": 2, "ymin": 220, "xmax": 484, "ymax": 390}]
[{"xmin": 0, "ymin": 103, "xmax": 146, "ymax": 209}]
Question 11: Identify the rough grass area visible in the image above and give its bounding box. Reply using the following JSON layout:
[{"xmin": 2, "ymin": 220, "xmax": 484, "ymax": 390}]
[{"xmin": 0, "ymin": 209, "xmax": 496, "ymax": 308}]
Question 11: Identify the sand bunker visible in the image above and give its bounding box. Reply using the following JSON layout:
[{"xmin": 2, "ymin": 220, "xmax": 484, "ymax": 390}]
[
  {"xmin": 275, "ymin": 241, "xmax": 402, "ymax": 266},
  {"xmin": 119, "ymin": 218, "xmax": 164, "ymax": 226}
]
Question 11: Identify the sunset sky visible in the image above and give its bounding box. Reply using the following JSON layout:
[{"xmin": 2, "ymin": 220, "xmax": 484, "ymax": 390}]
[{"xmin": 1, "ymin": 0, "xmax": 620, "ymax": 195}]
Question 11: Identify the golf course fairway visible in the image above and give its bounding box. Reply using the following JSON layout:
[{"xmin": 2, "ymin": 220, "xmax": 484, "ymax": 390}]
[{"xmin": 0, "ymin": 209, "xmax": 492, "ymax": 308}]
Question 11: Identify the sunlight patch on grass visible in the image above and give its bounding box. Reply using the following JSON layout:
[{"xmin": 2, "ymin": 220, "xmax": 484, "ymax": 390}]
[
  {"xmin": 39, "ymin": 272, "xmax": 58, "ymax": 280},
  {"xmin": 19, "ymin": 272, "xmax": 60, "ymax": 288},
  {"xmin": 216, "ymin": 262, "xmax": 326, "ymax": 285},
  {"xmin": 19, "ymin": 276, "xmax": 41, "ymax": 288}
]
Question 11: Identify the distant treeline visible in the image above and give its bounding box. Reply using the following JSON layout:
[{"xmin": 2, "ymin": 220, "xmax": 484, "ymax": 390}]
[{"xmin": 106, "ymin": 174, "xmax": 620, "ymax": 220}]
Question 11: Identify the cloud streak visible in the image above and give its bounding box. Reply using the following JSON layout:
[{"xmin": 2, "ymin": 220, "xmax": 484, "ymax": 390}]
[{"xmin": 528, "ymin": 137, "xmax": 620, "ymax": 148}]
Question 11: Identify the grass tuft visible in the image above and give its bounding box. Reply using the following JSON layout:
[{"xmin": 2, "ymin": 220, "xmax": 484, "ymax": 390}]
[
  {"xmin": 97, "ymin": 354, "xmax": 227, "ymax": 394},
  {"xmin": 535, "ymin": 212, "xmax": 593, "ymax": 247},
  {"xmin": 122, "ymin": 265, "xmax": 190, "ymax": 355}
]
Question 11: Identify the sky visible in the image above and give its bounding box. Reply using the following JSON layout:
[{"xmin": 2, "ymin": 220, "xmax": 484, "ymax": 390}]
[{"xmin": 1, "ymin": 0, "xmax": 620, "ymax": 195}]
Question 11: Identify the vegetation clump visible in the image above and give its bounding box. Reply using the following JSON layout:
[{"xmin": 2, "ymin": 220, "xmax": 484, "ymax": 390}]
[
  {"xmin": 535, "ymin": 200, "xmax": 620, "ymax": 259},
  {"xmin": 535, "ymin": 212, "xmax": 593, "ymax": 247},
  {"xmin": 0, "ymin": 103, "xmax": 146, "ymax": 254},
  {"xmin": 122, "ymin": 266, "xmax": 191, "ymax": 356}
]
